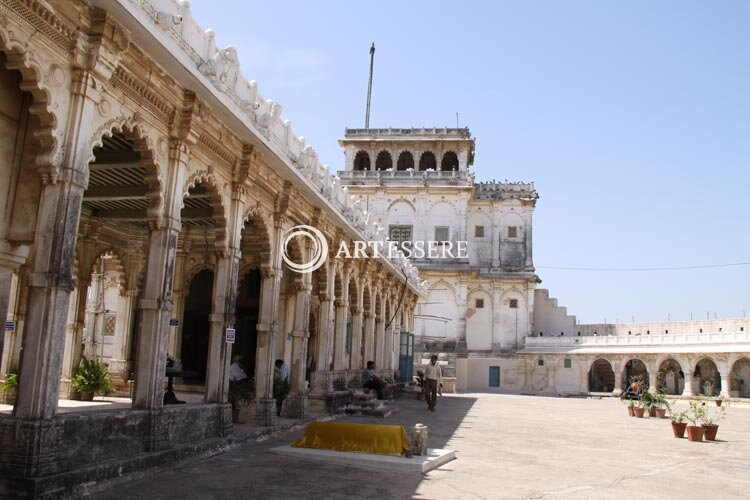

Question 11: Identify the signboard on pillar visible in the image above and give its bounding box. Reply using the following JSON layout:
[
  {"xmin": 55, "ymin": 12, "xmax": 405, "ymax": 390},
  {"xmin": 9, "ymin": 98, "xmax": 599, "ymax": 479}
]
[
  {"xmin": 169, "ymin": 318, "xmax": 179, "ymax": 327},
  {"xmin": 5, "ymin": 321, "xmax": 15, "ymax": 331},
  {"xmin": 225, "ymin": 328, "xmax": 236, "ymax": 344}
]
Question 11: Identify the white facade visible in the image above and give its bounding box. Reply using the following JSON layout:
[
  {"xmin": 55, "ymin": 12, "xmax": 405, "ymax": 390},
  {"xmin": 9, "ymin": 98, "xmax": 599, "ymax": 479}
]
[{"xmin": 339, "ymin": 129, "xmax": 540, "ymax": 354}]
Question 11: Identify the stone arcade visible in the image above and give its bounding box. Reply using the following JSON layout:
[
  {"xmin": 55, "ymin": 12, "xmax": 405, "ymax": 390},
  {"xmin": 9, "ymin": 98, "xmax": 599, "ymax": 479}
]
[{"xmin": 0, "ymin": 1, "xmax": 424, "ymax": 497}]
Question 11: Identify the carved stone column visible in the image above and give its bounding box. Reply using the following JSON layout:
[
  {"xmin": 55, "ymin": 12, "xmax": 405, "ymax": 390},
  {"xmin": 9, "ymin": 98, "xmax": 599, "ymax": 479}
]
[
  {"xmin": 681, "ymin": 356, "xmax": 696, "ymax": 396},
  {"xmin": 612, "ymin": 359, "xmax": 623, "ymax": 396},
  {"xmin": 332, "ymin": 263, "xmax": 351, "ymax": 371},
  {"xmin": 282, "ymin": 278, "xmax": 311, "ymax": 418},
  {"xmin": 61, "ymin": 276, "xmax": 90, "ymax": 397},
  {"xmin": 314, "ymin": 291, "xmax": 333, "ymax": 372},
  {"xmin": 363, "ymin": 311, "xmax": 375, "ymax": 364},
  {"xmin": 132, "ymin": 219, "xmax": 180, "ymax": 410},
  {"xmin": 255, "ymin": 264, "xmax": 281, "ymax": 426},
  {"xmin": 14, "ymin": 68, "xmax": 106, "ymax": 419},
  {"xmin": 374, "ymin": 300, "xmax": 385, "ymax": 368},
  {"xmin": 204, "ymin": 251, "xmax": 238, "ymax": 404},
  {"xmin": 349, "ymin": 306, "xmax": 364, "ymax": 371}
]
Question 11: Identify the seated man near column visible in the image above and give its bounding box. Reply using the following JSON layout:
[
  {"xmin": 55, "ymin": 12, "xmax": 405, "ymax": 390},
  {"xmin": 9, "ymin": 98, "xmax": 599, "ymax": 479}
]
[
  {"xmin": 361, "ymin": 361, "xmax": 386, "ymax": 399},
  {"xmin": 230, "ymin": 355, "xmax": 249, "ymax": 383},
  {"xmin": 274, "ymin": 359, "xmax": 290, "ymax": 416}
]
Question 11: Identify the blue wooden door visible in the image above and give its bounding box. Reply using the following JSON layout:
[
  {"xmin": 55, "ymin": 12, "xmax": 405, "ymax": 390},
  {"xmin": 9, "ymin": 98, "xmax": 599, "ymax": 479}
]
[{"xmin": 489, "ymin": 366, "xmax": 500, "ymax": 387}]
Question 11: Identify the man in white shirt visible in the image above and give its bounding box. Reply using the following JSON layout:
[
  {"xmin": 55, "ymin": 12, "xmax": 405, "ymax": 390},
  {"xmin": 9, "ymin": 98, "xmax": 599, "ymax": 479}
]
[
  {"xmin": 229, "ymin": 355, "xmax": 248, "ymax": 382},
  {"xmin": 424, "ymin": 355, "xmax": 442, "ymax": 411},
  {"xmin": 275, "ymin": 359, "xmax": 290, "ymax": 382}
]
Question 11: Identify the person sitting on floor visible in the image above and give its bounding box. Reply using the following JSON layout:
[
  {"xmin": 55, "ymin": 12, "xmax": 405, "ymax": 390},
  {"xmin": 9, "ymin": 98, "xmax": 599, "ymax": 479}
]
[
  {"xmin": 361, "ymin": 360, "xmax": 386, "ymax": 399},
  {"xmin": 229, "ymin": 355, "xmax": 248, "ymax": 383}
]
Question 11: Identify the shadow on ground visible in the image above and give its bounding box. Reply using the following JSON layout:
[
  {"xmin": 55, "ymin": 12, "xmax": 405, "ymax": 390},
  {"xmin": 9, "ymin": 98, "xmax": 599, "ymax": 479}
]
[{"xmin": 88, "ymin": 394, "xmax": 478, "ymax": 500}]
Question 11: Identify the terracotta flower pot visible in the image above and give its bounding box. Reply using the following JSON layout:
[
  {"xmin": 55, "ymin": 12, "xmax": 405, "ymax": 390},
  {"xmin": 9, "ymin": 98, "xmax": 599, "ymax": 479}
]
[
  {"xmin": 656, "ymin": 408, "xmax": 667, "ymax": 419},
  {"xmin": 627, "ymin": 406, "xmax": 635, "ymax": 417},
  {"xmin": 686, "ymin": 425, "xmax": 705, "ymax": 442},
  {"xmin": 633, "ymin": 407, "xmax": 645, "ymax": 418},
  {"xmin": 79, "ymin": 391, "xmax": 94, "ymax": 401},
  {"xmin": 648, "ymin": 408, "xmax": 657, "ymax": 418},
  {"xmin": 671, "ymin": 422, "xmax": 687, "ymax": 438},
  {"xmin": 715, "ymin": 400, "xmax": 723, "ymax": 407},
  {"xmin": 701, "ymin": 424, "xmax": 719, "ymax": 441}
]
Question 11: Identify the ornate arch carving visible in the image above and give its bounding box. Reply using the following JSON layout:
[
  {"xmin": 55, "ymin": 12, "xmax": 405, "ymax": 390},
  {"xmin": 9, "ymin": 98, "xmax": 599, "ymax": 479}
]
[
  {"xmin": 182, "ymin": 170, "xmax": 228, "ymax": 249},
  {"xmin": 0, "ymin": 29, "xmax": 63, "ymax": 183},
  {"xmin": 87, "ymin": 115, "xmax": 165, "ymax": 225}
]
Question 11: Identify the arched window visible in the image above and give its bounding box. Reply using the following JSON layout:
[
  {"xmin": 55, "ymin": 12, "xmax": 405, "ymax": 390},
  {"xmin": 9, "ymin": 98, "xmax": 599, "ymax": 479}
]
[
  {"xmin": 419, "ymin": 151, "xmax": 437, "ymax": 171},
  {"xmin": 375, "ymin": 151, "xmax": 392, "ymax": 171},
  {"xmin": 353, "ymin": 151, "xmax": 370, "ymax": 171},
  {"xmin": 441, "ymin": 151, "xmax": 459, "ymax": 171},
  {"xmin": 396, "ymin": 151, "xmax": 414, "ymax": 171}
]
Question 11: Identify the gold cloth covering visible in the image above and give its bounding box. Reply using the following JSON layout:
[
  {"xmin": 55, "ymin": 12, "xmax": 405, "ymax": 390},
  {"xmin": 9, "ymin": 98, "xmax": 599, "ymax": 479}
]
[{"xmin": 291, "ymin": 421, "xmax": 410, "ymax": 456}]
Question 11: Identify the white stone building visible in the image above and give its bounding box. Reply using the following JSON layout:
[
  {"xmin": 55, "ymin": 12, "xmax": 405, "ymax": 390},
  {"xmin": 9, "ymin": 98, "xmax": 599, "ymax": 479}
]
[
  {"xmin": 338, "ymin": 128, "xmax": 539, "ymax": 386},
  {"xmin": 338, "ymin": 130, "xmax": 750, "ymax": 397}
]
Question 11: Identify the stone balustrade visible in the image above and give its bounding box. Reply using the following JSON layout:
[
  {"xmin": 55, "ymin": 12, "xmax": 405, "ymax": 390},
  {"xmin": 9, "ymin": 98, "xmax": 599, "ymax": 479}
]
[{"xmin": 524, "ymin": 331, "xmax": 750, "ymax": 349}]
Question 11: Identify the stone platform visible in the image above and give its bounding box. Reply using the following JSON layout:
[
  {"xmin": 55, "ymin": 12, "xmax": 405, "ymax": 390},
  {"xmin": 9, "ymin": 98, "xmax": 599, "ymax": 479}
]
[{"xmin": 269, "ymin": 445, "xmax": 455, "ymax": 474}]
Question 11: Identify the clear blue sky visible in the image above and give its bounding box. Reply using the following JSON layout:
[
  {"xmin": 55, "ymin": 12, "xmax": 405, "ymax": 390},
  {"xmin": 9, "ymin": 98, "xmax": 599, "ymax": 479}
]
[{"xmin": 190, "ymin": 1, "xmax": 749, "ymax": 323}]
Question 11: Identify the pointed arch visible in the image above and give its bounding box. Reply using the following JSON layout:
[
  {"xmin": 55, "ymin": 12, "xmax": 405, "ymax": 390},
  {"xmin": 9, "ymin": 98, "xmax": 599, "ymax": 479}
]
[
  {"xmin": 418, "ymin": 151, "xmax": 437, "ymax": 171},
  {"xmin": 182, "ymin": 170, "xmax": 228, "ymax": 249},
  {"xmin": 375, "ymin": 151, "xmax": 392, "ymax": 171},
  {"xmin": 396, "ymin": 151, "xmax": 414, "ymax": 171},
  {"xmin": 353, "ymin": 150, "xmax": 370, "ymax": 171},
  {"xmin": 86, "ymin": 117, "xmax": 165, "ymax": 224},
  {"xmin": 0, "ymin": 31, "xmax": 61, "ymax": 180},
  {"xmin": 440, "ymin": 151, "xmax": 459, "ymax": 171}
]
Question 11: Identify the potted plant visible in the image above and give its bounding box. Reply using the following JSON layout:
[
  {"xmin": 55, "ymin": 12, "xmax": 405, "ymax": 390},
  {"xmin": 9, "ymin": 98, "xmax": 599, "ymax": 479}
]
[
  {"xmin": 700, "ymin": 399, "xmax": 727, "ymax": 441},
  {"xmin": 642, "ymin": 390, "xmax": 658, "ymax": 417},
  {"xmin": 686, "ymin": 399, "xmax": 706, "ymax": 442},
  {"xmin": 668, "ymin": 406, "xmax": 688, "ymax": 438},
  {"xmin": 70, "ymin": 358, "xmax": 113, "ymax": 401},
  {"xmin": 1, "ymin": 373, "xmax": 17, "ymax": 404},
  {"xmin": 632, "ymin": 400, "xmax": 645, "ymax": 418},
  {"xmin": 227, "ymin": 381, "xmax": 253, "ymax": 423},
  {"xmin": 623, "ymin": 398, "xmax": 635, "ymax": 417},
  {"xmin": 653, "ymin": 392, "xmax": 670, "ymax": 418},
  {"xmin": 714, "ymin": 393, "xmax": 726, "ymax": 407}
]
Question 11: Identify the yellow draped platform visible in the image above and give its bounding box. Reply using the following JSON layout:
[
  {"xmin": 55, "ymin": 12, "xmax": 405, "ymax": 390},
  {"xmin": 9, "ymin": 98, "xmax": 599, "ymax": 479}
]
[{"xmin": 292, "ymin": 421, "xmax": 410, "ymax": 456}]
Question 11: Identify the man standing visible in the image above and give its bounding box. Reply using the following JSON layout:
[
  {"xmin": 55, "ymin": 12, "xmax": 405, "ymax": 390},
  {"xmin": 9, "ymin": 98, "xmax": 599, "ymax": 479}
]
[{"xmin": 424, "ymin": 355, "xmax": 442, "ymax": 411}]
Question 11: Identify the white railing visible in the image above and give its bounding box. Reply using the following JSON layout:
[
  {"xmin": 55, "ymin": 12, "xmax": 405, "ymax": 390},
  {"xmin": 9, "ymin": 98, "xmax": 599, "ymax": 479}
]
[
  {"xmin": 525, "ymin": 331, "xmax": 750, "ymax": 347},
  {"xmin": 339, "ymin": 169, "xmax": 473, "ymax": 185}
]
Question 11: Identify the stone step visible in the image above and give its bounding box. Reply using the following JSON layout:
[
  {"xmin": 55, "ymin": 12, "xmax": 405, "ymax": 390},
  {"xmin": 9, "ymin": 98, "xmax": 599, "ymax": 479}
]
[
  {"xmin": 344, "ymin": 403, "xmax": 399, "ymax": 418},
  {"xmin": 352, "ymin": 391, "xmax": 377, "ymax": 402}
]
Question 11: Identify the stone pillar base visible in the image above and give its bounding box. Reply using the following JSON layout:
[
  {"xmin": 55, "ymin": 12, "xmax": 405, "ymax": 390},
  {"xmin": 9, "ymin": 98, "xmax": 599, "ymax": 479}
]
[
  {"xmin": 147, "ymin": 410, "xmax": 171, "ymax": 452},
  {"xmin": 256, "ymin": 397, "xmax": 277, "ymax": 427},
  {"xmin": 220, "ymin": 404, "xmax": 234, "ymax": 436},
  {"xmin": 281, "ymin": 393, "xmax": 309, "ymax": 419},
  {"xmin": 0, "ymin": 417, "xmax": 65, "ymax": 479}
]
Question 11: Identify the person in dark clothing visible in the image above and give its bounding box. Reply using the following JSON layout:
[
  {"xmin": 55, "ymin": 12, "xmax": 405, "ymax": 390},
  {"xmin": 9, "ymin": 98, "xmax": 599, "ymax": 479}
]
[{"xmin": 361, "ymin": 360, "xmax": 386, "ymax": 399}]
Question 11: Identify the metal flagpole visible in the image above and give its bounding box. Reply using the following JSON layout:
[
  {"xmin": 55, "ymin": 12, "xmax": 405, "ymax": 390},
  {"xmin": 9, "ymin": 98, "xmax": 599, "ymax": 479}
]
[{"xmin": 365, "ymin": 43, "xmax": 375, "ymax": 129}]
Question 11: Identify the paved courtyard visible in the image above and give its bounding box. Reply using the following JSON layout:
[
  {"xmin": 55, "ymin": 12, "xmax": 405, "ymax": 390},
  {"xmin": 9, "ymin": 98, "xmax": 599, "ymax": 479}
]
[{"xmin": 90, "ymin": 394, "xmax": 750, "ymax": 500}]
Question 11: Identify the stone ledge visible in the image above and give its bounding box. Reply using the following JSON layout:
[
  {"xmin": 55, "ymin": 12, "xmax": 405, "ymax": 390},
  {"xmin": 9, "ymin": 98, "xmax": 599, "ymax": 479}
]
[{"xmin": 268, "ymin": 445, "xmax": 455, "ymax": 474}]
